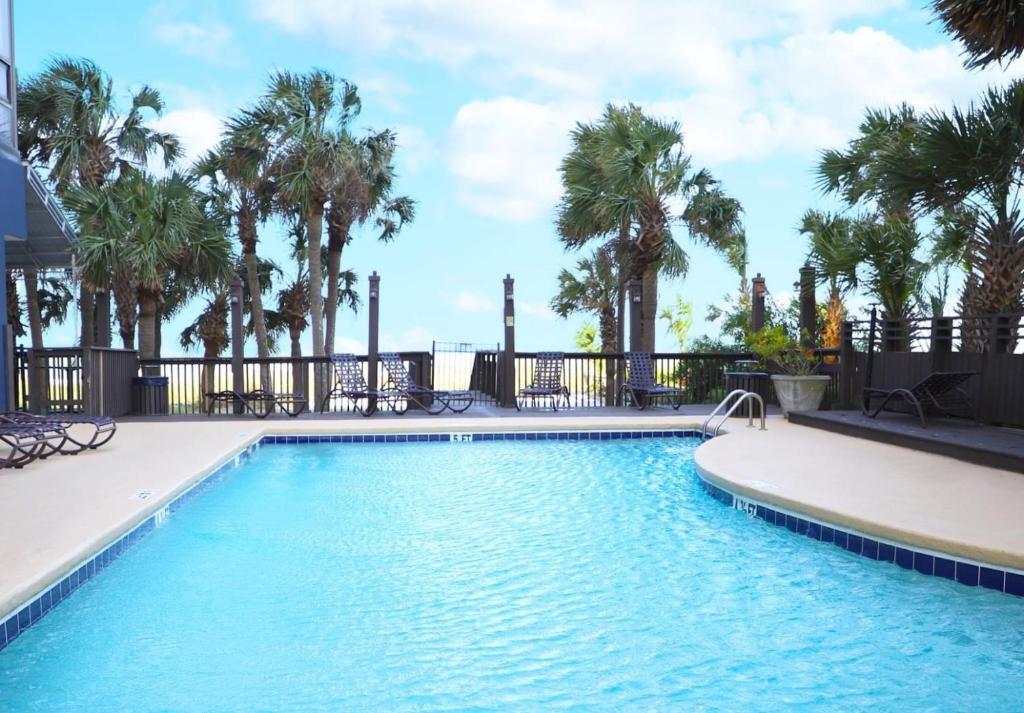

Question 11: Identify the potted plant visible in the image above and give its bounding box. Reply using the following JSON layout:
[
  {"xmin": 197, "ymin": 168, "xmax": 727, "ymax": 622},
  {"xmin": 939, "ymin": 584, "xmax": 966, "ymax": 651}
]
[{"xmin": 748, "ymin": 326, "xmax": 830, "ymax": 415}]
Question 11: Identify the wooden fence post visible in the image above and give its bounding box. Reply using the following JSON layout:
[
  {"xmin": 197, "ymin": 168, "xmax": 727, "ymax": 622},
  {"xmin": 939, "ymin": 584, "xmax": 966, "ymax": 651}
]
[
  {"xmin": 501, "ymin": 274, "xmax": 516, "ymax": 408},
  {"xmin": 751, "ymin": 273, "xmax": 766, "ymax": 332},
  {"xmin": 229, "ymin": 276, "xmax": 244, "ymax": 415},
  {"xmin": 799, "ymin": 265, "xmax": 816, "ymax": 348},
  {"xmin": 838, "ymin": 320, "xmax": 854, "ymax": 409},
  {"xmin": 367, "ymin": 272, "xmax": 380, "ymax": 412},
  {"xmin": 931, "ymin": 317, "xmax": 953, "ymax": 371}
]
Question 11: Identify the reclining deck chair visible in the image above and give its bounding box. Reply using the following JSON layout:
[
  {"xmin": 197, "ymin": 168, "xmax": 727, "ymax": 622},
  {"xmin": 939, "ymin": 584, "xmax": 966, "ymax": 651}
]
[
  {"xmin": 379, "ymin": 352, "xmax": 474, "ymax": 415},
  {"xmin": 320, "ymin": 353, "xmax": 399, "ymax": 416},
  {"xmin": 620, "ymin": 352, "xmax": 684, "ymax": 410},
  {"xmin": 862, "ymin": 371, "xmax": 977, "ymax": 427},
  {"xmin": 0, "ymin": 412, "xmax": 116, "ymax": 453},
  {"xmin": 516, "ymin": 352, "xmax": 571, "ymax": 411}
]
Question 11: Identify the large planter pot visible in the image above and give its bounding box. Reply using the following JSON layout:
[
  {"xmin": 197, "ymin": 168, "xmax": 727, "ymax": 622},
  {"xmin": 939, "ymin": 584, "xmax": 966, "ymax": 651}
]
[{"xmin": 770, "ymin": 374, "xmax": 831, "ymax": 416}]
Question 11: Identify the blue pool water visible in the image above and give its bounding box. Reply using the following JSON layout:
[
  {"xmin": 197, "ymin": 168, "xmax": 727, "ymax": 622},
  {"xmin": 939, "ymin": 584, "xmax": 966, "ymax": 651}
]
[{"xmin": 1, "ymin": 437, "xmax": 1023, "ymax": 711}]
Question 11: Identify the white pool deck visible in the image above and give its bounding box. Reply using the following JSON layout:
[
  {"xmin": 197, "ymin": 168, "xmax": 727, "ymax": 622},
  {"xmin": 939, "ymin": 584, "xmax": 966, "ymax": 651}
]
[{"xmin": 1, "ymin": 413, "xmax": 1022, "ymax": 621}]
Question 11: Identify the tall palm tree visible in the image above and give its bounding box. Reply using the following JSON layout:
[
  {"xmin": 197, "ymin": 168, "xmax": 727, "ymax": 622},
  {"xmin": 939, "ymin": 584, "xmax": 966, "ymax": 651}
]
[
  {"xmin": 932, "ymin": 0, "xmax": 1024, "ymax": 68},
  {"xmin": 258, "ymin": 70, "xmax": 361, "ymax": 363},
  {"xmin": 557, "ymin": 104, "xmax": 744, "ymax": 351},
  {"xmin": 800, "ymin": 210, "xmax": 860, "ymax": 349},
  {"xmin": 18, "ymin": 57, "xmax": 179, "ymax": 349},
  {"xmin": 879, "ymin": 80, "xmax": 1024, "ymax": 349},
  {"xmin": 67, "ymin": 171, "xmax": 233, "ymax": 359},
  {"xmin": 194, "ymin": 110, "xmax": 277, "ymax": 381},
  {"xmin": 324, "ymin": 129, "xmax": 414, "ymax": 354}
]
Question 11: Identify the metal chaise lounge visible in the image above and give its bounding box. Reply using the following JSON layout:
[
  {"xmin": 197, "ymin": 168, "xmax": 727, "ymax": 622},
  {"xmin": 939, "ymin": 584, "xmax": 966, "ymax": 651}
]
[
  {"xmin": 515, "ymin": 352, "xmax": 571, "ymax": 411},
  {"xmin": 320, "ymin": 353, "xmax": 400, "ymax": 416},
  {"xmin": 380, "ymin": 352, "xmax": 474, "ymax": 415},
  {"xmin": 0, "ymin": 411, "xmax": 116, "ymax": 452},
  {"xmin": 0, "ymin": 423, "xmax": 68, "ymax": 469},
  {"xmin": 204, "ymin": 388, "xmax": 307, "ymax": 419},
  {"xmin": 620, "ymin": 352, "xmax": 684, "ymax": 410},
  {"xmin": 862, "ymin": 371, "xmax": 978, "ymax": 427}
]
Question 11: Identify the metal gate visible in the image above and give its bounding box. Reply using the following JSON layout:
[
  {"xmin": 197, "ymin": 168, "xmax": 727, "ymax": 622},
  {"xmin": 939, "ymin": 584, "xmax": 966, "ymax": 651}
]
[{"xmin": 431, "ymin": 341, "xmax": 500, "ymax": 405}]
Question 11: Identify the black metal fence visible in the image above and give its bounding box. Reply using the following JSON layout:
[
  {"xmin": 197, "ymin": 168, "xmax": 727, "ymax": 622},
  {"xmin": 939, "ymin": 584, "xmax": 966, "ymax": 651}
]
[
  {"xmin": 432, "ymin": 341, "xmax": 500, "ymax": 405},
  {"xmin": 14, "ymin": 347, "xmax": 84, "ymax": 413}
]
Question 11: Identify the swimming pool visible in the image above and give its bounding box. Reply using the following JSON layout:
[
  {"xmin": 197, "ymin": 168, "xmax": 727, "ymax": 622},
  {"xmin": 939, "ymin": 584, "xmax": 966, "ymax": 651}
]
[{"xmin": 1, "ymin": 435, "xmax": 1022, "ymax": 710}]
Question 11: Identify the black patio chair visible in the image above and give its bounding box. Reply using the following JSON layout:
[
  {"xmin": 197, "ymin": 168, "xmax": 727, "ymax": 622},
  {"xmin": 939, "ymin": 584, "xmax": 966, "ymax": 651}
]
[
  {"xmin": 204, "ymin": 387, "xmax": 307, "ymax": 419},
  {"xmin": 862, "ymin": 371, "xmax": 978, "ymax": 427},
  {"xmin": 515, "ymin": 352, "xmax": 570, "ymax": 411},
  {"xmin": 319, "ymin": 353, "xmax": 401, "ymax": 416},
  {"xmin": 380, "ymin": 352, "xmax": 474, "ymax": 415},
  {"xmin": 0, "ymin": 412, "xmax": 116, "ymax": 453},
  {"xmin": 0, "ymin": 423, "xmax": 68, "ymax": 468},
  {"xmin": 620, "ymin": 352, "xmax": 684, "ymax": 410}
]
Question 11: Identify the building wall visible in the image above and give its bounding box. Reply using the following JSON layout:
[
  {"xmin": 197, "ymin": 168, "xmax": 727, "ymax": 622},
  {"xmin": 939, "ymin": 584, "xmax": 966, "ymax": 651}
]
[{"xmin": 0, "ymin": 0, "xmax": 18, "ymax": 410}]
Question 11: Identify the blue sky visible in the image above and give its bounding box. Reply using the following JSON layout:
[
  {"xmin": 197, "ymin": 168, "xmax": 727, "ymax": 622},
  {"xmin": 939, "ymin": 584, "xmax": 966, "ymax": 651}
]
[{"xmin": 12, "ymin": 0, "xmax": 1022, "ymax": 355}]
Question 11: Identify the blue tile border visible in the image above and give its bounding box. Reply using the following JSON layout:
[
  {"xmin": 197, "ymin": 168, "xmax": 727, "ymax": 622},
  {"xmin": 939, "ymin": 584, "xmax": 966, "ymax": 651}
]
[
  {"xmin": 0, "ymin": 429, "xmax": 702, "ymax": 654},
  {"xmin": 697, "ymin": 475, "xmax": 1024, "ymax": 600},
  {"xmin": 258, "ymin": 429, "xmax": 705, "ymax": 446}
]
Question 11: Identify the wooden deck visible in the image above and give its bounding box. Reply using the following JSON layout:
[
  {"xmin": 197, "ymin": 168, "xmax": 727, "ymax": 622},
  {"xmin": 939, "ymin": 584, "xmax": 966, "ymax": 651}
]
[{"xmin": 788, "ymin": 410, "xmax": 1024, "ymax": 474}]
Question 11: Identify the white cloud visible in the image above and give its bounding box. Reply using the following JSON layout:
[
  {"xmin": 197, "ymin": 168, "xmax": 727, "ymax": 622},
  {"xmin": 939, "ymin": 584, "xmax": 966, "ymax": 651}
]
[
  {"xmin": 356, "ymin": 74, "xmax": 414, "ymax": 114},
  {"xmin": 393, "ymin": 124, "xmax": 435, "ymax": 174},
  {"xmin": 147, "ymin": 4, "xmax": 244, "ymax": 65},
  {"xmin": 446, "ymin": 97, "xmax": 591, "ymax": 222},
  {"xmin": 520, "ymin": 301, "xmax": 557, "ymax": 321},
  {"xmin": 150, "ymin": 107, "xmax": 224, "ymax": 170},
  {"xmin": 449, "ymin": 290, "xmax": 497, "ymax": 314},
  {"xmin": 380, "ymin": 326, "xmax": 432, "ymax": 351}
]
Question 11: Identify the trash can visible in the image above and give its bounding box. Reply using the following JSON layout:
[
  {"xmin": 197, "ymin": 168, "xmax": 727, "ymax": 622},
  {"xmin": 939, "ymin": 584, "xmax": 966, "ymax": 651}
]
[
  {"xmin": 131, "ymin": 376, "xmax": 169, "ymax": 416},
  {"xmin": 724, "ymin": 370, "xmax": 770, "ymax": 418}
]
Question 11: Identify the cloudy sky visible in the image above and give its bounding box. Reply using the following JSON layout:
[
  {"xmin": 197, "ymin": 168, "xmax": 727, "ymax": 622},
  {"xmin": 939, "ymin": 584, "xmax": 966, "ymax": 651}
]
[{"xmin": 13, "ymin": 0, "xmax": 1021, "ymax": 354}]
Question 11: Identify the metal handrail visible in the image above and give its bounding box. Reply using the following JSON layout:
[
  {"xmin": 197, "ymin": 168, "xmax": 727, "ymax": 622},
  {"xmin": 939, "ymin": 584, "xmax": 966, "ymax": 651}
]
[
  {"xmin": 700, "ymin": 389, "xmax": 748, "ymax": 437},
  {"xmin": 713, "ymin": 392, "xmax": 766, "ymax": 436},
  {"xmin": 701, "ymin": 389, "xmax": 767, "ymax": 438}
]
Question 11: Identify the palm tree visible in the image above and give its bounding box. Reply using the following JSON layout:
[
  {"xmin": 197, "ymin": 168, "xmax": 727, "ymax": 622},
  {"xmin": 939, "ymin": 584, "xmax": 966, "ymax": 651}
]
[
  {"xmin": 180, "ymin": 292, "xmax": 230, "ymax": 406},
  {"xmin": 324, "ymin": 129, "xmax": 414, "ymax": 353},
  {"xmin": 258, "ymin": 70, "xmax": 361, "ymax": 364},
  {"xmin": 932, "ymin": 0, "xmax": 1024, "ymax": 68},
  {"xmin": 817, "ymin": 104, "xmax": 918, "ymax": 219},
  {"xmin": 800, "ymin": 211, "xmax": 860, "ymax": 349},
  {"xmin": 556, "ymin": 104, "xmax": 744, "ymax": 351},
  {"xmin": 67, "ymin": 171, "xmax": 233, "ymax": 360},
  {"xmin": 877, "ymin": 80, "xmax": 1024, "ymax": 350},
  {"xmin": 194, "ymin": 109, "xmax": 277, "ymax": 383},
  {"xmin": 854, "ymin": 217, "xmax": 929, "ymax": 347},
  {"xmin": 550, "ymin": 248, "xmax": 619, "ymax": 353},
  {"xmin": 18, "ymin": 57, "xmax": 179, "ymax": 348}
]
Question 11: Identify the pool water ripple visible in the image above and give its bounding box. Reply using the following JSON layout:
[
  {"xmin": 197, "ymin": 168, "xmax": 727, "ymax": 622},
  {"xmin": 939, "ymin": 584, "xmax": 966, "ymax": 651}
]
[{"xmin": 1, "ymin": 437, "xmax": 1023, "ymax": 711}]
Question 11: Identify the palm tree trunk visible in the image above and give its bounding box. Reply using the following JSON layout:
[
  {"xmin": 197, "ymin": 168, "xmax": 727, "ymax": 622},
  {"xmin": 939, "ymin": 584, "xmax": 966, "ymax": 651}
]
[
  {"xmin": 80, "ymin": 283, "xmax": 95, "ymax": 349},
  {"xmin": 23, "ymin": 270, "xmax": 43, "ymax": 350},
  {"xmin": 240, "ymin": 210, "xmax": 271, "ymax": 390},
  {"xmin": 24, "ymin": 269, "xmax": 48, "ymax": 413},
  {"xmin": 600, "ymin": 305, "xmax": 617, "ymax": 406},
  {"xmin": 641, "ymin": 265, "xmax": 658, "ymax": 352},
  {"xmin": 289, "ymin": 326, "xmax": 304, "ymax": 400},
  {"xmin": 243, "ymin": 251, "xmax": 271, "ymax": 389},
  {"xmin": 137, "ymin": 289, "xmax": 160, "ymax": 360},
  {"xmin": 306, "ymin": 202, "xmax": 327, "ymax": 405},
  {"xmin": 113, "ymin": 274, "xmax": 137, "ymax": 350},
  {"xmin": 154, "ymin": 301, "xmax": 162, "ymax": 358},
  {"xmin": 324, "ymin": 216, "xmax": 349, "ymax": 355}
]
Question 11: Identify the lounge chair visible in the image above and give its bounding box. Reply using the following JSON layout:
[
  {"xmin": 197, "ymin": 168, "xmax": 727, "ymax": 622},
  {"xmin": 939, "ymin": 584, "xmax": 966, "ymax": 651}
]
[
  {"xmin": 620, "ymin": 352, "xmax": 684, "ymax": 410},
  {"xmin": 862, "ymin": 371, "xmax": 978, "ymax": 427},
  {"xmin": 204, "ymin": 388, "xmax": 307, "ymax": 419},
  {"xmin": 0, "ymin": 423, "xmax": 68, "ymax": 468},
  {"xmin": 516, "ymin": 352, "xmax": 570, "ymax": 411},
  {"xmin": 319, "ymin": 353, "xmax": 400, "ymax": 416},
  {"xmin": 0, "ymin": 412, "xmax": 116, "ymax": 453},
  {"xmin": 380, "ymin": 352, "xmax": 474, "ymax": 415}
]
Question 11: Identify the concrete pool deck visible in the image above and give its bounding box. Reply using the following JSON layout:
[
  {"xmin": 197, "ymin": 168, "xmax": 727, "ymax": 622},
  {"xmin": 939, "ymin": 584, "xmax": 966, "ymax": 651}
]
[{"xmin": 1, "ymin": 413, "xmax": 1022, "ymax": 621}]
